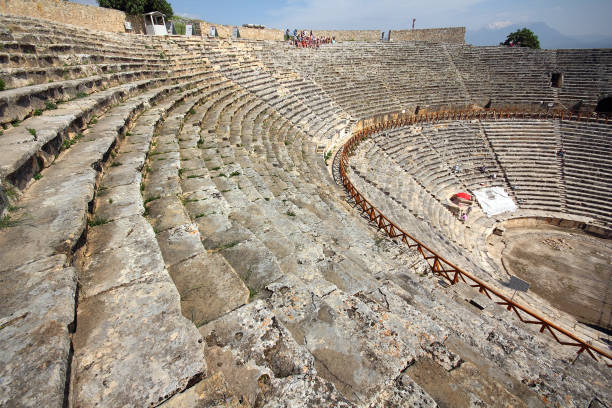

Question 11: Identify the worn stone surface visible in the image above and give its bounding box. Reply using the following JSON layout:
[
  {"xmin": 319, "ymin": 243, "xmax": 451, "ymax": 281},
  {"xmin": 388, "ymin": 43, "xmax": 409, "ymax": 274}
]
[
  {"xmin": 0, "ymin": 256, "xmax": 76, "ymax": 408},
  {"xmin": 199, "ymin": 301, "xmax": 316, "ymax": 406},
  {"xmin": 95, "ymin": 181, "xmax": 144, "ymax": 222},
  {"xmin": 264, "ymin": 275, "xmax": 438, "ymax": 406},
  {"xmin": 79, "ymin": 216, "xmax": 167, "ymax": 298},
  {"xmin": 156, "ymin": 223, "xmax": 205, "ymax": 267},
  {"xmin": 169, "ymin": 252, "xmax": 249, "ymax": 326},
  {"xmin": 160, "ymin": 373, "xmax": 249, "ymax": 408},
  {"xmin": 72, "ymin": 280, "xmax": 206, "ymax": 408},
  {"xmin": 262, "ymin": 375, "xmax": 357, "ymax": 408},
  {"xmin": 147, "ymin": 196, "xmax": 192, "ymax": 233},
  {"xmin": 367, "ymin": 373, "xmax": 438, "ymax": 408}
]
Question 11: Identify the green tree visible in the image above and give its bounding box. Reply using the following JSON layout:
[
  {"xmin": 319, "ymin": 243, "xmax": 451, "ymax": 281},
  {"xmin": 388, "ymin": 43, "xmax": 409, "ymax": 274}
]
[
  {"xmin": 98, "ymin": 0, "xmax": 173, "ymax": 16},
  {"xmin": 501, "ymin": 28, "xmax": 540, "ymax": 49}
]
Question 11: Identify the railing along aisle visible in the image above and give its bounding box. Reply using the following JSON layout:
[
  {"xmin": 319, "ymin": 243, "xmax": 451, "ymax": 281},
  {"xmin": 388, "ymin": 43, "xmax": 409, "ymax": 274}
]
[{"xmin": 339, "ymin": 108, "xmax": 612, "ymax": 366}]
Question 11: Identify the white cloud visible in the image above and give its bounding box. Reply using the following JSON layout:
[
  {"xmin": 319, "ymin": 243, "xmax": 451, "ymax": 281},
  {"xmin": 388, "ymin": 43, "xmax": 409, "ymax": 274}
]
[
  {"xmin": 487, "ymin": 20, "xmax": 512, "ymax": 29},
  {"xmin": 176, "ymin": 12, "xmax": 203, "ymax": 20}
]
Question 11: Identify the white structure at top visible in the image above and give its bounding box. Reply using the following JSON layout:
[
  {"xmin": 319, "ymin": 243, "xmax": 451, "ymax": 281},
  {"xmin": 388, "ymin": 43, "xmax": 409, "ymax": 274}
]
[{"xmin": 143, "ymin": 11, "xmax": 167, "ymax": 36}]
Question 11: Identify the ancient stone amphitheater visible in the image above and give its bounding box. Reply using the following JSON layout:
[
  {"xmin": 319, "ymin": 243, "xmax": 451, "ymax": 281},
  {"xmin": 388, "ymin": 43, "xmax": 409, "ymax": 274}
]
[{"xmin": 1, "ymin": 14, "xmax": 611, "ymax": 408}]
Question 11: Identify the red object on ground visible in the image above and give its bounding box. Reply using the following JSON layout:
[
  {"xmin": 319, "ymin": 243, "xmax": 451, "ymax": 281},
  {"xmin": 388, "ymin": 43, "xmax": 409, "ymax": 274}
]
[{"xmin": 456, "ymin": 192, "xmax": 472, "ymax": 201}]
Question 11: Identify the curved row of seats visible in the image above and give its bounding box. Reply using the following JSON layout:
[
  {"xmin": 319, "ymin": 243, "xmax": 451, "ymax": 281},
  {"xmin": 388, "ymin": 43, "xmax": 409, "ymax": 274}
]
[
  {"xmin": 1, "ymin": 15, "xmax": 611, "ymax": 407},
  {"xmin": 345, "ymin": 122, "xmax": 609, "ymax": 352}
]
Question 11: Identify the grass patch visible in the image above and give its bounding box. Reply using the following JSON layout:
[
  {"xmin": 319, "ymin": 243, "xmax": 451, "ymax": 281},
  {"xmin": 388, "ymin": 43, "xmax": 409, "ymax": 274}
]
[
  {"xmin": 76, "ymin": 91, "xmax": 87, "ymax": 99},
  {"xmin": 186, "ymin": 174, "xmax": 201, "ymax": 179},
  {"xmin": 108, "ymin": 198, "xmax": 113, "ymax": 204},
  {"xmin": 249, "ymin": 287, "xmax": 258, "ymax": 299},
  {"xmin": 140, "ymin": 182, "xmax": 145, "ymax": 192},
  {"xmin": 110, "ymin": 161, "xmax": 121, "ymax": 167},
  {"xmin": 143, "ymin": 195, "xmax": 160, "ymax": 204},
  {"xmin": 62, "ymin": 132, "xmax": 83, "ymax": 150},
  {"xmin": 11, "ymin": 119, "xmax": 20, "ymax": 127},
  {"xmin": 33, "ymin": 109, "xmax": 42, "ymax": 116},
  {"xmin": 27, "ymin": 128, "xmax": 36, "ymax": 137},
  {"xmin": 264, "ymin": 197, "xmax": 270, "ymax": 201},
  {"xmin": 0, "ymin": 78, "xmax": 5, "ymax": 91},
  {"xmin": 88, "ymin": 217, "xmax": 109, "ymax": 227},
  {"xmin": 229, "ymin": 171, "xmax": 240, "ymax": 177},
  {"xmin": 0, "ymin": 214, "xmax": 16, "ymax": 229},
  {"xmin": 188, "ymin": 108, "xmax": 196, "ymax": 115},
  {"xmin": 211, "ymin": 166, "xmax": 221, "ymax": 171},
  {"xmin": 286, "ymin": 210, "xmax": 296, "ymax": 217},
  {"xmin": 181, "ymin": 197, "xmax": 199, "ymax": 204},
  {"xmin": 324, "ymin": 151, "xmax": 332, "ymax": 165},
  {"xmin": 178, "ymin": 168, "xmax": 184, "ymax": 178},
  {"xmin": 220, "ymin": 189, "xmax": 230, "ymax": 193},
  {"xmin": 223, "ymin": 241, "xmax": 239, "ymax": 249},
  {"xmin": 217, "ymin": 173, "xmax": 226, "ymax": 178},
  {"xmin": 33, "ymin": 172, "xmax": 42, "ymax": 180},
  {"xmin": 45, "ymin": 101, "xmax": 57, "ymax": 110}
]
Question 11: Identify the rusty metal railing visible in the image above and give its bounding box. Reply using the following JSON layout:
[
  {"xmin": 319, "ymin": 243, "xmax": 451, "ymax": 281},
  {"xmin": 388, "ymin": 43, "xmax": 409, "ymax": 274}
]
[{"xmin": 339, "ymin": 108, "xmax": 612, "ymax": 366}]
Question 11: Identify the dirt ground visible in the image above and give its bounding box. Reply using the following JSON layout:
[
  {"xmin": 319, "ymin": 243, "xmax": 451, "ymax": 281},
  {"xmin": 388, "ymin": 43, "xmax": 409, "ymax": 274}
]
[{"xmin": 493, "ymin": 226, "xmax": 612, "ymax": 332}]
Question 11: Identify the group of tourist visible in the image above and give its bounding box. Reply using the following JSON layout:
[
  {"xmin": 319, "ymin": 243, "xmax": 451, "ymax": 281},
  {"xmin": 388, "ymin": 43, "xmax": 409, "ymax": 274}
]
[{"xmin": 285, "ymin": 29, "xmax": 335, "ymax": 48}]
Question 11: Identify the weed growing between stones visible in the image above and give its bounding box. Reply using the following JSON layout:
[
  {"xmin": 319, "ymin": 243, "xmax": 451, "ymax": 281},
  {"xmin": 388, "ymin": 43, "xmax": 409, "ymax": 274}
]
[
  {"xmin": 62, "ymin": 133, "xmax": 83, "ymax": 150},
  {"xmin": 0, "ymin": 214, "xmax": 16, "ymax": 229},
  {"xmin": 144, "ymin": 196, "xmax": 160, "ymax": 205},
  {"xmin": 88, "ymin": 217, "xmax": 109, "ymax": 227},
  {"xmin": 324, "ymin": 151, "xmax": 332, "ymax": 165},
  {"xmin": 27, "ymin": 128, "xmax": 36, "ymax": 137},
  {"xmin": 249, "ymin": 287, "xmax": 258, "ymax": 299},
  {"xmin": 229, "ymin": 171, "xmax": 240, "ymax": 177},
  {"xmin": 286, "ymin": 210, "xmax": 296, "ymax": 217},
  {"xmin": 33, "ymin": 172, "xmax": 42, "ymax": 180},
  {"xmin": 45, "ymin": 101, "xmax": 57, "ymax": 110},
  {"xmin": 33, "ymin": 109, "xmax": 42, "ymax": 116}
]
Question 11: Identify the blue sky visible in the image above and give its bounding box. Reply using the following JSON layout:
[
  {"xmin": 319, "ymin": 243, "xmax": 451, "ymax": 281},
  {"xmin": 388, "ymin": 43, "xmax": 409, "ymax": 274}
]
[{"xmin": 73, "ymin": 0, "xmax": 612, "ymax": 37}]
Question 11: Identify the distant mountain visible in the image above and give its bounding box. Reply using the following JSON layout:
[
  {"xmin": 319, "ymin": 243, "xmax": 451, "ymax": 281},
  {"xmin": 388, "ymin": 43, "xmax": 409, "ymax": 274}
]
[{"xmin": 467, "ymin": 22, "xmax": 612, "ymax": 49}]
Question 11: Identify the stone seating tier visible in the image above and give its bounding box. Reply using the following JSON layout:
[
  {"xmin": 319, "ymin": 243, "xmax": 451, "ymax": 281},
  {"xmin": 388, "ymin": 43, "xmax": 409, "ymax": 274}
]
[{"xmin": 1, "ymin": 16, "xmax": 611, "ymax": 408}]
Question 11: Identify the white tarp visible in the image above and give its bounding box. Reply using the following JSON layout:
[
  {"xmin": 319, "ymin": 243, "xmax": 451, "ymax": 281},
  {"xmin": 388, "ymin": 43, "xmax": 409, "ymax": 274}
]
[{"xmin": 473, "ymin": 187, "xmax": 517, "ymax": 217}]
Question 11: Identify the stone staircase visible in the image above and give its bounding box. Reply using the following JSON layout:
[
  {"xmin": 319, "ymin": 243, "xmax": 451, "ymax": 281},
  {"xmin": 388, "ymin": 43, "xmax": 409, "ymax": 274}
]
[{"xmin": 0, "ymin": 15, "xmax": 611, "ymax": 408}]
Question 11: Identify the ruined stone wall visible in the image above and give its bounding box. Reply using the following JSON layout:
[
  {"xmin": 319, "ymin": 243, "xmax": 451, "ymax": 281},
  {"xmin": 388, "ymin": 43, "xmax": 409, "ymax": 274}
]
[
  {"xmin": 392, "ymin": 27, "xmax": 465, "ymax": 43},
  {"xmin": 295, "ymin": 27, "xmax": 465, "ymax": 43},
  {"xmin": 198, "ymin": 20, "xmax": 283, "ymax": 40},
  {"xmin": 0, "ymin": 0, "xmax": 133, "ymax": 33},
  {"xmin": 310, "ymin": 30, "xmax": 380, "ymax": 42}
]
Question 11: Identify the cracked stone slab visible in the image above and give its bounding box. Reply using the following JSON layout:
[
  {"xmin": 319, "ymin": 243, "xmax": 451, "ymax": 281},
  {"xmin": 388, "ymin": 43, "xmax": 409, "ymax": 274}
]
[
  {"xmin": 79, "ymin": 215, "xmax": 168, "ymax": 298},
  {"xmin": 156, "ymin": 223, "xmax": 205, "ymax": 267},
  {"xmin": 95, "ymin": 182, "xmax": 144, "ymax": 222},
  {"xmin": 72, "ymin": 280, "xmax": 206, "ymax": 408},
  {"xmin": 0, "ymin": 167, "xmax": 96, "ymax": 271},
  {"xmin": 368, "ymin": 373, "xmax": 437, "ymax": 408},
  {"xmin": 146, "ymin": 196, "xmax": 191, "ymax": 233},
  {"xmin": 160, "ymin": 373, "xmax": 248, "ymax": 408},
  {"xmin": 100, "ymin": 164, "xmax": 142, "ymax": 189},
  {"xmin": 199, "ymin": 300, "xmax": 315, "ymax": 406},
  {"xmin": 169, "ymin": 252, "xmax": 249, "ymax": 327},
  {"xmin": 264, "ymin": 275, "xmax": 426, "ymax": 405},
  {"xmin": 262, "ymin": 375, "xmax": 356, "ymax": 408},
  {"xmin": 0, "ymin": 255, "xmax": 76, "ymax": 408}
]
